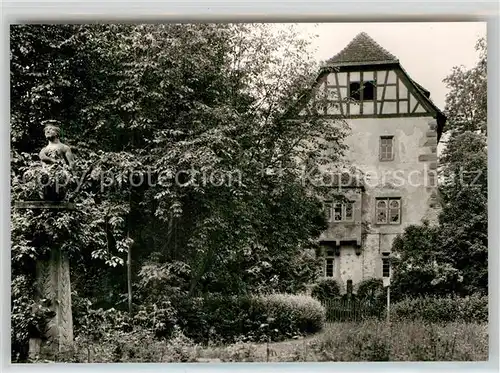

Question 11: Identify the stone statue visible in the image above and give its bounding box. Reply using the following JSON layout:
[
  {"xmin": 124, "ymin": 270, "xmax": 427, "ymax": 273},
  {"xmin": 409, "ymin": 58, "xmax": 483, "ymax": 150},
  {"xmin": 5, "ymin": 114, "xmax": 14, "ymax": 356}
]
[
  {"xmin": 39, "ymin": 124, "xmax": 75, "ymax": 169},
  {"xmin": 38, "ymin": 124, "xmax": 75, "ymax": 201}
]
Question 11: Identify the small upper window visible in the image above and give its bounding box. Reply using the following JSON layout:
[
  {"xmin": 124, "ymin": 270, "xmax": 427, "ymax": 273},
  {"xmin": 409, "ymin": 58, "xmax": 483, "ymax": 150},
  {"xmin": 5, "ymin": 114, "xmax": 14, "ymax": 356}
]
[
  {"xmin": 380, "ymin": 136, "xmax": 394, "ymax": 161},
  {"xmin": 349, "ymin": 81, "xmax": 375, "ymax": 101},
  {"xmin": 376, "ymin": 200, "xmax": 387, "ymax": 224}
]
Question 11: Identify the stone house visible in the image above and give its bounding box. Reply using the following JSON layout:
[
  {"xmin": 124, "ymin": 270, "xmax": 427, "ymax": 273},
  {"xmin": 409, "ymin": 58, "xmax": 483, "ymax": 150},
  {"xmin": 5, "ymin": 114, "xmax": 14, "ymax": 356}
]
[{"xmin": 314, "ymin": 32, "xmax": 446, "ymax": 293}]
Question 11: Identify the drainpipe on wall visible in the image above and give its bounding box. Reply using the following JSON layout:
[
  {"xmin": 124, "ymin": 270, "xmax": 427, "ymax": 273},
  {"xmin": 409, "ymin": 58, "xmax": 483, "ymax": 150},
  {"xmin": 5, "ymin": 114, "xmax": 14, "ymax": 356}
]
[{"xmin": 378, "ymin": 233, "xmax": 382, "ymax": 277}]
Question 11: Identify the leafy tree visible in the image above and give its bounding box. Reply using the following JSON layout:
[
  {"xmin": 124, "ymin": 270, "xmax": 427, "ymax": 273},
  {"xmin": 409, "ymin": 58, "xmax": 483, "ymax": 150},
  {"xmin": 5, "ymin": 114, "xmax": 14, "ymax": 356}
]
[
  {"xmin": 438, "ymin": 131, "xmax": 487, "ymax": 294},
  {"xmin": 443, "ymin": 37, "xmax": 487, "ymax": 134},
  {"xmin": 391, "ymin": 223, "xmax": 464, "ymax": 299}
]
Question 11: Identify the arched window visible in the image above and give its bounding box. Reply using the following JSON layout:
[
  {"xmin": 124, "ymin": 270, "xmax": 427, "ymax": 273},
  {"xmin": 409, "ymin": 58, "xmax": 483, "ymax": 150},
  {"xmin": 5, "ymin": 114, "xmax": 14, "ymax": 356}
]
[
  {"xmin": 376, "ymin": 200, "xmax": 387, "ymax": 223},
  {"xmin": 376, "ymin": 198, "xmax": 401, "ymax": 224},
  {"xmin": 389, "ymin": 200, "xmax": 401, "ymax": 223}
]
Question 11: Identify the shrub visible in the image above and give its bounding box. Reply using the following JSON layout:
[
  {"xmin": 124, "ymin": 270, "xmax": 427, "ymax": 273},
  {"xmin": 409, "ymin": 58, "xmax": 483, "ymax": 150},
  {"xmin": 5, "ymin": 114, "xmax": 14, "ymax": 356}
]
[
  {"xmin": 391, "ymin": 294, "xmax": 488, "ymax": 323},
  {"xmin": 256, "ymin": 293, "xmax": 326, "ymax": 337},
  {"xmin": 310, "ymin": 278, "xmax": 340, "ymax": 302},
  {"xmin": 357, "ymin": 278, "xmax": 384, "ymax": 300},
  {"xmin": 133, "ymin": 301, "xmax": 178, "ymax": 339},
  {"xmin": 175, "ymin": 293, "xmax": 325, "ymax": 344},
  {"xmin": 175, "ymin": 295, "xmax": 251, "ymax": 344}
]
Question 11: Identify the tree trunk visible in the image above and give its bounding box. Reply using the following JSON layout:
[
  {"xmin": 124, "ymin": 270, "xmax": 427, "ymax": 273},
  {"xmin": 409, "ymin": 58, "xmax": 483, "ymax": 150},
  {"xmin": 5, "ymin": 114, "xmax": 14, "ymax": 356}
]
[
  {"xmin": 127, "ymin": 240, "xmax": 132, "ymax": 314},
  {"xmin": 127, "ymin": 191, "xmax": 133, "ymax": 314}
]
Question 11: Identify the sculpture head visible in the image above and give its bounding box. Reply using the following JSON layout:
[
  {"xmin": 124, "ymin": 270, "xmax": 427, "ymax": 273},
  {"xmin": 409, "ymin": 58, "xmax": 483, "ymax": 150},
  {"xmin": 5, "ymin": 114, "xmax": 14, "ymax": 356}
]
[{"xmin": 44, "ymin": 124, "xmax": 60, "ymax": 141}]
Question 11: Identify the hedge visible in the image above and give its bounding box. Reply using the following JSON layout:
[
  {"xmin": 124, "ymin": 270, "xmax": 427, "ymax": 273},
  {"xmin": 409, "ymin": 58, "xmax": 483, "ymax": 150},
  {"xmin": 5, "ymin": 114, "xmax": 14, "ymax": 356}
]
[
  {"xmin": 391, "ymin": 294, "xmax": 488, "ymax": 323},
  {"xmin": 175, "ymin": 293, "xmax": 326, "ymax": 344}
]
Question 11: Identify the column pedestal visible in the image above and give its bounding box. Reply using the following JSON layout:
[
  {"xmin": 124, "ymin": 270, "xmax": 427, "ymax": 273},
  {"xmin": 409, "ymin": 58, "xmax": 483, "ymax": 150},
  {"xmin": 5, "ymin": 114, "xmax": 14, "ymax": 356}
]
[
  {"xmin": 15, "ymin": 201, "xmax": 75, "ymax": 360},
  {"xmin": 29, "ymin": 247, "xmax": 73, "ymax": 359}
]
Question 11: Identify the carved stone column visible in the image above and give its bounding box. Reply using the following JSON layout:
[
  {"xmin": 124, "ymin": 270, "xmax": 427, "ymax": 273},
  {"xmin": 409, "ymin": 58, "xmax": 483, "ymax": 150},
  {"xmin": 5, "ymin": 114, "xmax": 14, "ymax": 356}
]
[
  {"xmin": 15, "ymin": 201, "xmax": 74, "ymax": 360},
  {"xmin": 31, "ymin": 246, "xmax": 73, "ymax": 358}
]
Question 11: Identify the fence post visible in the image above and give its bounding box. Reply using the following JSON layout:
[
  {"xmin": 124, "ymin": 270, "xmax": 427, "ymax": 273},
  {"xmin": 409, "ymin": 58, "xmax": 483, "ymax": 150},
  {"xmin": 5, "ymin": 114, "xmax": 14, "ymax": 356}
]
[{"xmin": 386, "ymin": 285, "xmax": 390, "ymax": 323}]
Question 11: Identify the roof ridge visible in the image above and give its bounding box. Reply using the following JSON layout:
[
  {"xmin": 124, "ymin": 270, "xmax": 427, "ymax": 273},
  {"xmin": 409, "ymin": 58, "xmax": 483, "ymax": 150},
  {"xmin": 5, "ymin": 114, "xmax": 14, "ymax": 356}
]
[
  {"xmin": 360, "ymin": 32, "xmax": 398, "ymax": 61},
  {"xmin": 326, "ymin": 32, "xmax": 399, "ymax": 65}
]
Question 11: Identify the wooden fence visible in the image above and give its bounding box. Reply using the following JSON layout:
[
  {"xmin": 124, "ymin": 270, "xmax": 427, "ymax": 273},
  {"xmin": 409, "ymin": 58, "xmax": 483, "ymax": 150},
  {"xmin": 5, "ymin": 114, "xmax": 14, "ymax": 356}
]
[{"xmin": 321, "ymin": 297, "xmax": 385, "ymax": 322}]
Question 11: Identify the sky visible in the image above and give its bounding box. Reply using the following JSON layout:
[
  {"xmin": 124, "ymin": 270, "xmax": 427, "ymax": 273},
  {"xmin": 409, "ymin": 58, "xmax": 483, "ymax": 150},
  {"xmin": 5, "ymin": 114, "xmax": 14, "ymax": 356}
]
[{"xmin": 293, "ymin": 22, "xmax": 487, "ymax": 111}]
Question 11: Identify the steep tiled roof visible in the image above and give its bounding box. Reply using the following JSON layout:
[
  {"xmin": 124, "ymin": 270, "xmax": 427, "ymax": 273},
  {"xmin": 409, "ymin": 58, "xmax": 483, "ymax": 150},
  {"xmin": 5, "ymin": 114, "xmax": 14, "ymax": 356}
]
[
  {"xmin": 318, "ymin": 31, "xmax": 446, "ymax": 141},
  {"xmin": 326, "ymin": 32, "xmax": 398, "ymax": 65}
]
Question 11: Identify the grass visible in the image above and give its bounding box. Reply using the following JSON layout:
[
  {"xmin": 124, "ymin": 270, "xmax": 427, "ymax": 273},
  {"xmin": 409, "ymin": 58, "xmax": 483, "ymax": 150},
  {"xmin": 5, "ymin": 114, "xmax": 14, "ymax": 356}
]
[{"xmin": 194, "ymin": 320, "xmax": 488, "ymax": 362}]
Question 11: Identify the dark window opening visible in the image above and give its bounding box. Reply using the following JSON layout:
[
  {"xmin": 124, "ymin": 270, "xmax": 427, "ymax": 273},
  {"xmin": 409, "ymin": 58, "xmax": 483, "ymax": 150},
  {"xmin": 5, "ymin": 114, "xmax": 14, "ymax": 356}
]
[
  {"xmin": 325, "ymin": 258, "xmax": 334, "ymax": 277},
  {"xmin": 382, "ymin": 253, "xmax": 391, "ymax": 277},
  {"xmin": 363, "ymin": 81, "xmax": 375, "ymax": 100},
  {"xmin": 346, "ymin": 279, "xmax": 353, "ymax": 295},
  {"xmin": 349, "ymin": 81, "xmax": 375, "ymax": 101},
  {"xmin": 349, "ymin": 82, "xmax": 361, "ymax": 101}
]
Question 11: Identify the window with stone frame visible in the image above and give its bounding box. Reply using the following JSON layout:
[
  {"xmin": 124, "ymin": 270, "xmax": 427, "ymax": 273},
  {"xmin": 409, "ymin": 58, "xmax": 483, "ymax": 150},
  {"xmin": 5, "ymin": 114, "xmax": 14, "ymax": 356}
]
[
  {"xmin": 327, "ymin": 202, "xmax": 355, "ymax": 222},
  {"xmin": 324, "ymin": 248, "xmax": 335, "ymax": 278},
  {"xmin": 376, "ymin": 197, "xmax": 401, "ymax": 224},
  {"xmin": 379, "ymin": 136, "xmax": 394, "ymax": 161}
]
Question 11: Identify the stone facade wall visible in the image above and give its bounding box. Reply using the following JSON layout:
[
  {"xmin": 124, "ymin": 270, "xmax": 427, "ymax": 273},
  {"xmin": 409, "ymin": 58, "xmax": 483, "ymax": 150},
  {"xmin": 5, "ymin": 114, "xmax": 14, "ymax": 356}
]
[{"xmin": 320, "ymin": 115, "xmax": 441, "ymax": 292}]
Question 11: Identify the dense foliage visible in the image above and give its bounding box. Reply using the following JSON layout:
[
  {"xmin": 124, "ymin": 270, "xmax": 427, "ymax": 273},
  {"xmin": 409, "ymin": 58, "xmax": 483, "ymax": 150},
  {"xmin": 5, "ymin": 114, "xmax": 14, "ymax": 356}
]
[{"xmin": 10, "ymin": 24, "xmax": 347, "ymax": 360}]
